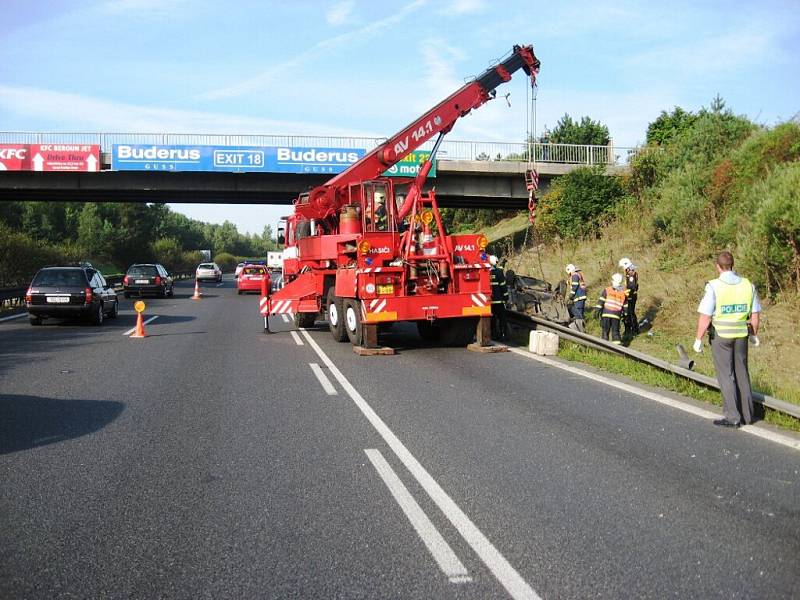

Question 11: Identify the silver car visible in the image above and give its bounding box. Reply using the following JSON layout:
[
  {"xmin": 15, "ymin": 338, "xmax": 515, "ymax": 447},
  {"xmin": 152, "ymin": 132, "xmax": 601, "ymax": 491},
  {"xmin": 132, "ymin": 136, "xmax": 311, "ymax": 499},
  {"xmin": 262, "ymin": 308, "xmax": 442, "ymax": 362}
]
[{"xmin": 196, "ymin": 262, "xmax": 222, "ymax": 283}]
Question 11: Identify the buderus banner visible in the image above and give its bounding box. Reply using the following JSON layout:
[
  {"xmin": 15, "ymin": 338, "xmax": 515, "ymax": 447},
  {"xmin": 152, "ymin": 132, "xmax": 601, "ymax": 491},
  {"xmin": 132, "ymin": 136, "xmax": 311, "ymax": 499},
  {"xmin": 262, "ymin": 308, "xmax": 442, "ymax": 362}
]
[{"xmin": 111, "ymin": 144, "xmax": 367, "ymax": 173}]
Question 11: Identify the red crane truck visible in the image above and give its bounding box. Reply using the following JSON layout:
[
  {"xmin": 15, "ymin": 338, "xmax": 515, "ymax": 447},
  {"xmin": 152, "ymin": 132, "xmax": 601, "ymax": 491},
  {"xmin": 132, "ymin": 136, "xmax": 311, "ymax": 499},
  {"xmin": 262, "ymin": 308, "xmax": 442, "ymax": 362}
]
[{"xmin": 270, "ymin": 44, "xmax": 540, "ymax": 348}]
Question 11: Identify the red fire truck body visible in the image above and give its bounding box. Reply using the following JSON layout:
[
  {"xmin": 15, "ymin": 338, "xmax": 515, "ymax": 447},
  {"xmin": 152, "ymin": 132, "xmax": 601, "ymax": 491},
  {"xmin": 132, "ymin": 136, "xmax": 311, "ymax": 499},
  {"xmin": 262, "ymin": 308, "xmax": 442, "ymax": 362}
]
[{"xmin": 271, "ymin": 45, "xmax": 540, "ymax": 347}]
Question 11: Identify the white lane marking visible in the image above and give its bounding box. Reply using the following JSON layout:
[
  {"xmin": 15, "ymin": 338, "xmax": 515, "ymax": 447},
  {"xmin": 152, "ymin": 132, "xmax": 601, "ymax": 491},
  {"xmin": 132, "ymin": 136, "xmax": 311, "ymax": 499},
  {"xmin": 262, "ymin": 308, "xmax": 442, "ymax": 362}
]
[
  {"xmin": 290, "ymin": 331, "xmax": 304, "ymax": 345},
  {"xmin": 507, "ymin": 348, "xmax": 800, "ymax": 452},
  {"xmin": 309, "ymin": 362, "xmax": 337, "ymax": 395},
  {"xmin": 122, "ymin": 315, "xmax": 159, "ymax": 336},
  {"xmin": 0, "ymin": 313, "xmax": 27, "ymax": 323},
  {"xmin": 300, "ymin": 328, "xmax": 540, "ymax": 600},
  {"xmin": 365, "ymin": 449, "xmax": 472, "ymax": 584},
  {"xmin": 281, "ymin": 313, "xmax": 290, "ymax": 323}
]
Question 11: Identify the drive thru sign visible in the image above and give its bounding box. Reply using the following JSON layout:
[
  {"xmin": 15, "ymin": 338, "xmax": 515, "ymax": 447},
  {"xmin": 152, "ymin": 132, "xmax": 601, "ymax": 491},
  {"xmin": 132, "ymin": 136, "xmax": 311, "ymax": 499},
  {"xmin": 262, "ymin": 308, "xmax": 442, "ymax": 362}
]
[{"xmin": 30, "ymin": 144, "xmax": 100, "ymax": 171}]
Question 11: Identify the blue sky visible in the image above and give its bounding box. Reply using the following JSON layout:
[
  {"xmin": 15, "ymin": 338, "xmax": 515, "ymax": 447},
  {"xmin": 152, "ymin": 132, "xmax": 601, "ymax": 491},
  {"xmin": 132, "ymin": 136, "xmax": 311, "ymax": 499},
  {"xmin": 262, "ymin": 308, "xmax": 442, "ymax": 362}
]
[{"xmin": 2, "ymin": 0, "xmax": 798, "ymax": 235}]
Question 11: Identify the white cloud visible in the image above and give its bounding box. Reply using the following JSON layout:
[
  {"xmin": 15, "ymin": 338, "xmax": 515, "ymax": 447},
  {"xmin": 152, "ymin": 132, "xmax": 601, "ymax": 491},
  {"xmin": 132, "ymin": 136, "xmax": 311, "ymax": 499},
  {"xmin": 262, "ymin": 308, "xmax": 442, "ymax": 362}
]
[
  {"xmin": 326, "ymin": 1, "xmax": 356, "ymax": 26},
  {"xmin": 0, "ymin": 85, "xmax": 380, "ymax": 137},
  {"xmin": 441, "ymin": 0, "xmax": 486, "ymax": 15},
  {"xmin": 197, "ymin": 0, "xmax": 428, "ymax": 101}
]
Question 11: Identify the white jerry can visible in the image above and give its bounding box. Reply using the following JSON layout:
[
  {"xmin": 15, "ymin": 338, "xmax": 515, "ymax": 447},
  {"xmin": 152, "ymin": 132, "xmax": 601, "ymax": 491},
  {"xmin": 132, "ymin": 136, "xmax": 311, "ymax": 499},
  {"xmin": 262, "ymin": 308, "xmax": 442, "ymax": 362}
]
[{"xmin": 529, "ymin": 330, "xmax": 559, "ymax": 355}]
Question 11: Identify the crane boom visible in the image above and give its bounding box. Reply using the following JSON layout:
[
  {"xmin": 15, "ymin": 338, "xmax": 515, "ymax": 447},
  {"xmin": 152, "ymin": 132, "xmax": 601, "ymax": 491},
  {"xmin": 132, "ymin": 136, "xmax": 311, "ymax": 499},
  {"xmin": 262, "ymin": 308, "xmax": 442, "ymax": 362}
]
[{"xmin": 297, "ymin": 44, "xmax": 540, "ymax": 220}]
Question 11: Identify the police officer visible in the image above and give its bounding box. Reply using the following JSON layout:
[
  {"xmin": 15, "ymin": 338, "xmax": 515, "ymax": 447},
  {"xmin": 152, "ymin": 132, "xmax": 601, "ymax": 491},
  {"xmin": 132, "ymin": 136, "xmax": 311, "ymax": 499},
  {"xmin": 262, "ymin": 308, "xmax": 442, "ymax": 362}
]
[
  {"xmin": 489, "ymin": 255, "xmax": 509, "ymax": 340},
  {"xmin": 694, "ymin": 251, "xmax": 761, "ymax": 427},
  {"xmin": 565, "ymin": 264, "xmax": 587, "ymax": 321},
  {"xmin": 595, "ymin": 273, "xmax": 627, "ymax": 345},
  {"xmin": 618, "ymin": 257, "xmax": 639, "ymax": 335}
]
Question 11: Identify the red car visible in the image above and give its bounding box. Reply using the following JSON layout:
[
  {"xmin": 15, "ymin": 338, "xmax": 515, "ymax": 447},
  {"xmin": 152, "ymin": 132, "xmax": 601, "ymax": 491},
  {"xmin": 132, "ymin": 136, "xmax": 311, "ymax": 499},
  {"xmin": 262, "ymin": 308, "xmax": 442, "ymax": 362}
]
[{"xmin": 236, "ymin": 264, "xmax": 270, "ymax": 295}]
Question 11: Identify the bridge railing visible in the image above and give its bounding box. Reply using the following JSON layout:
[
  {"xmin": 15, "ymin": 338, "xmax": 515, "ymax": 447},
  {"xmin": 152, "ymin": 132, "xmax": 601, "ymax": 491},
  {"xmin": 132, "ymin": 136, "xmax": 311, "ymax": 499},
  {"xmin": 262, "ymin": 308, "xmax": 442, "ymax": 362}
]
[{"xmin": 0, "ymin": 132, "xmax": 636, "ymax": 166}]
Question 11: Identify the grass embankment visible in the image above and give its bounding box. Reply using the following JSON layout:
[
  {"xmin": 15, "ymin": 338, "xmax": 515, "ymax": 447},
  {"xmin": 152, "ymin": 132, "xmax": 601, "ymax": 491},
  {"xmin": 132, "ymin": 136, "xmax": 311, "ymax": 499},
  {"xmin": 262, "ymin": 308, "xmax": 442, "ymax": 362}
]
[{"xmin": 485, "ymin": 214, "xmax": 800, "ymax": 432}]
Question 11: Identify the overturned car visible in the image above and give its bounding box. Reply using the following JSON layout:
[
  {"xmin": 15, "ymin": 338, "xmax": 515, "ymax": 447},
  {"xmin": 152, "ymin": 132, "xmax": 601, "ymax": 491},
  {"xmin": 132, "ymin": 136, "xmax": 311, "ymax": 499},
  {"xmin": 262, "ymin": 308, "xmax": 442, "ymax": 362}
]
[{"xmin": 503, "ymin": 270, "xmax": 577, "ymax": 328}]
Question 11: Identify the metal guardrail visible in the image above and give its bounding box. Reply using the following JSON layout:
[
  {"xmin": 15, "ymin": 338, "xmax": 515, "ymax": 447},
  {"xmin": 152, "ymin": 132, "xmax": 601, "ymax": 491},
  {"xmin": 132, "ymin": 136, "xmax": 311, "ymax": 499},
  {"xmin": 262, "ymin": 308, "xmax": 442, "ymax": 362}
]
[
  {"xmin": 508, "ymin": 309, "xmax": 800, "ymax": 421},
  {"xmin": 0, "ymin": 132, "xmax": 635, "ymax": 166}
]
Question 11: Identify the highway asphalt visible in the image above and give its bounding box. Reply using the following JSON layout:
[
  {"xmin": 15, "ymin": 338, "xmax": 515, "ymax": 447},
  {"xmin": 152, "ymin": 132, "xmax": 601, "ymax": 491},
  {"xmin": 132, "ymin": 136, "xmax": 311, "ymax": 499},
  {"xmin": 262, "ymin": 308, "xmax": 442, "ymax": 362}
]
[{"xmin": 1, "ymin": 277, "xmax": 798, "ymax": 599}]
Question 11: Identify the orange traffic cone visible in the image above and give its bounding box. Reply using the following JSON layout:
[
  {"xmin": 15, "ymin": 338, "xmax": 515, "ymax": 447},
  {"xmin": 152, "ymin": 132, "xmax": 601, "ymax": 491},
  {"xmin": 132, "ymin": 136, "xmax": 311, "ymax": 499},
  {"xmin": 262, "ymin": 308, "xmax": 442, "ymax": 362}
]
[
  {"xmin": 131, "ymin": 312, "xmax": 147, "ymax": 338},
  {"xmin": 192, "ymin": 278, "xmax": 202, "ymax": 300}
]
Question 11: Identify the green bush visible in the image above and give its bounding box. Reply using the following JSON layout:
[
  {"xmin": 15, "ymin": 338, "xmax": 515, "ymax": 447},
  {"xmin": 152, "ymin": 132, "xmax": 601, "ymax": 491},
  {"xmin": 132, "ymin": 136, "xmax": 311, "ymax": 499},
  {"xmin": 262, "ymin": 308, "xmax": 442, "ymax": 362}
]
[
  {"xmin": 546, "ymin": 166, "xmax": 625, "ymax": 238},
  {"xmin": 0, "ymin": 224, "xmax": 84, "ymax": 286},
  {"xmin": 214, "ymin": 252, "xmax": 237, "ymax": 272},
  {"xmin": 738, "ymin": 163, "xmax": 800, "ymax": 295}
]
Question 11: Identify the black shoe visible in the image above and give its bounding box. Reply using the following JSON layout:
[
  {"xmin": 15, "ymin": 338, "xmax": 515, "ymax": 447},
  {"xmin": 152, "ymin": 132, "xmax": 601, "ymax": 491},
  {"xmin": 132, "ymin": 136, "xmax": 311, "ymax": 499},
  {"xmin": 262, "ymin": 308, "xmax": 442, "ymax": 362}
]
[{"xmin": 713, "ymin": 418, "xmax": 741, "ymax": 428}]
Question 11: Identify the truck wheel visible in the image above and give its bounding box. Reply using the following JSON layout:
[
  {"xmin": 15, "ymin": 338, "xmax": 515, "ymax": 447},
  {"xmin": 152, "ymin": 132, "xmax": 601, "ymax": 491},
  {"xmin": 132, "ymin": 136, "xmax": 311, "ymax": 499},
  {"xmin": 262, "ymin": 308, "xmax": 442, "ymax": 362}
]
[
  {"xmin": 344, "ymin": 299, "xmax": 363, "ymax": 346},
  {"xmin": 327, "ymin": 287, "xmax": 348, "ymax": 342}
]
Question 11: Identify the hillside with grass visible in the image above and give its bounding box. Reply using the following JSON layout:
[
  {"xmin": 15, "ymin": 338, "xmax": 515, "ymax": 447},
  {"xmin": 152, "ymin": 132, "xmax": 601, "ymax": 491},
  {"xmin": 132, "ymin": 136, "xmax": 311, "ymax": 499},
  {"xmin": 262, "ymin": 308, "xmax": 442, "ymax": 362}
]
[{"xmin": 484, "ymin": 104, "xmax": 800, "ymax": 410}]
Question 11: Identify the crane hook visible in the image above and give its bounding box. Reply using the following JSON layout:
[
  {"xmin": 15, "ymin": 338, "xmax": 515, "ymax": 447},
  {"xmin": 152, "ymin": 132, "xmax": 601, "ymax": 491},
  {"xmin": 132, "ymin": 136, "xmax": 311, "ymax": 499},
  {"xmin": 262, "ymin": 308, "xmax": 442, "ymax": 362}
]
[{"xmin": 504, "ymin": 93, "xmax": 511, "ymax": 107}]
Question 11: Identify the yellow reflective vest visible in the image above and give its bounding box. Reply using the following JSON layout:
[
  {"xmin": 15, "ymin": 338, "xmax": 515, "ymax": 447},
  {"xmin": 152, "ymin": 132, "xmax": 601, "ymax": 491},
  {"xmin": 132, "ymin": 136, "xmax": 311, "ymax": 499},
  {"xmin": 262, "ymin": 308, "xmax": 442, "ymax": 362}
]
[{"xmin": 710, "ymin": 277, "xmax": 753, "ymax": 338}]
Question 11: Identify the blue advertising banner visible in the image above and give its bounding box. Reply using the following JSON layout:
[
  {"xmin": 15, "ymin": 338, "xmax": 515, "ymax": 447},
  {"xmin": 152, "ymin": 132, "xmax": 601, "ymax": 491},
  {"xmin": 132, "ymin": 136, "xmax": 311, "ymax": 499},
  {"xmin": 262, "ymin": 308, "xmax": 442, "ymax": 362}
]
[{"xmin": 111, "ymin": 144, "xmax": 367, "ymax": 174}]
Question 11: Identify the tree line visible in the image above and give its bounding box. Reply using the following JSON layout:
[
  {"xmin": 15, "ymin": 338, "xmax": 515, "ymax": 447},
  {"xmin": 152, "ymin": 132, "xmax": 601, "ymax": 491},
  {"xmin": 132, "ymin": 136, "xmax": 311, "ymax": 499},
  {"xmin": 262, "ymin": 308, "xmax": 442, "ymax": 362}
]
[{"xmin": 0, "ymin": 202, "xmax": 277, "ymax": 286}]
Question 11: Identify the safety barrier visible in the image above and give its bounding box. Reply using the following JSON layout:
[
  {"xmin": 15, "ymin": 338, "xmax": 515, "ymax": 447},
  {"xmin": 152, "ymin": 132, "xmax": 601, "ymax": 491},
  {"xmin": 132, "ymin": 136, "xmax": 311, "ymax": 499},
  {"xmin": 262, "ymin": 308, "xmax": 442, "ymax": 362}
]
[{"xmin": 507, "ymin": 309, "xmax": 800, "ymax": 421}]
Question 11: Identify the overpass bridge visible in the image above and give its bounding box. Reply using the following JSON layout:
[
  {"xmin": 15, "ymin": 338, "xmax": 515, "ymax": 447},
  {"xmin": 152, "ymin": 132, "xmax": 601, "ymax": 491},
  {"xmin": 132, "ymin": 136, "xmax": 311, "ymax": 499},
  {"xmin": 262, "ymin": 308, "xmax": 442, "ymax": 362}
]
[{"xmin": 0, "ymin": 133, "xmax": 630, "ymax": 209}]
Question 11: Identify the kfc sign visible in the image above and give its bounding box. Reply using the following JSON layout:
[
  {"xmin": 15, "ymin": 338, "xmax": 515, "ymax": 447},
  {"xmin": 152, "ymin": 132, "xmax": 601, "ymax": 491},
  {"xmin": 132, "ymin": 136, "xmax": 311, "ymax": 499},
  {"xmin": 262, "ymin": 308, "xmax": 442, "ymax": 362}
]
[
  {"xmin": 0, "ymin": 144, "xmax": 100, "ymax": 171},
  {"xmin": 0, "ymin": 145, "xmax": 29, "ymax": 170}
]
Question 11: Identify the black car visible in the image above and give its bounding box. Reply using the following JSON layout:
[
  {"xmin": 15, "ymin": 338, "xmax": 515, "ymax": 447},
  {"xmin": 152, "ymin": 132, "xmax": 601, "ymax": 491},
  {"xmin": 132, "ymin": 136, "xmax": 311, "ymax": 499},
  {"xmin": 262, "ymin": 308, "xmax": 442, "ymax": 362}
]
[
  {"xmin": 123, "ymin": 263, "xmax": 174, "ymax": 298},
  {"xmin": 26, "ymin": 266, "xmax": 119, "ymax": 326}
]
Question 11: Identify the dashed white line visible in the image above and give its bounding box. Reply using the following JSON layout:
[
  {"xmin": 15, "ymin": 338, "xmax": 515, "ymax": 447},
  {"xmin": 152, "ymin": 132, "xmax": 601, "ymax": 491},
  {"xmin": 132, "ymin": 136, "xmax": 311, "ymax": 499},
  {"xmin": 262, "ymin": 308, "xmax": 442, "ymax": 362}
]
[
  {"xmin": 507, "ymin": 347, "xmax": 800, "ymax": 452},
  {"xmin": 0, "ymin": 313, "xmax": 27, "ymax": 323},
  {"xmin": 290, "ymin": 331, "xmax": 304, "ymax": 345},
  {"xmin": 309, "ymin": 362, "xmax": 337, "ymax": 395},
  {"xmin": 365, "ymin": 448, "xmax": 472, "ymax": 584},
  {"xmin": 122, "ymin": 315, "xmax": 159, "ymax": 336},
  {"xmin": 300, "ymin": 328, "xmax": 540, "ymax": 600}
]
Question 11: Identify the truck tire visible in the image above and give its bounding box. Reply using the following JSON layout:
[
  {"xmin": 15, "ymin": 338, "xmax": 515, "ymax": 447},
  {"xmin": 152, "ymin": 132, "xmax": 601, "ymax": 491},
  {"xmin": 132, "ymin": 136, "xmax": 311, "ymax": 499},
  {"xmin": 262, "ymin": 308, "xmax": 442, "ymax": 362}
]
[
  {"xmin": 344, "ymin": 299, "xmax": 363, "ymax": 346},
  {"xmin": 327, "ymin": 287, "xmax": 348, "ymax": 342}
]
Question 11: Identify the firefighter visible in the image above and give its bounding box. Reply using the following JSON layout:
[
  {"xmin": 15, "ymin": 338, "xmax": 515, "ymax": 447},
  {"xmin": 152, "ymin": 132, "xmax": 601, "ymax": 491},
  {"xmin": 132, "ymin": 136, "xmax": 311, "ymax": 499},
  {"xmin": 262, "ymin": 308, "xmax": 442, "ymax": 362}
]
[
  {"xmin": 369, "ymin": 191, "xmax": 388, "ymax": 231},
  {"xmin": 618, "ymin": 257, "xmax": 639, "ymax": 335},
  {"xmin": 595, "ymin": 273, "xmax": 628, "ymax": 345},
  {"xmin": 489, "ymin": 255, "xmax": 509, "ymax": 340},
  {"xmin": 565, "ymin": 264, "xmax": 587, "ymax": 321}
]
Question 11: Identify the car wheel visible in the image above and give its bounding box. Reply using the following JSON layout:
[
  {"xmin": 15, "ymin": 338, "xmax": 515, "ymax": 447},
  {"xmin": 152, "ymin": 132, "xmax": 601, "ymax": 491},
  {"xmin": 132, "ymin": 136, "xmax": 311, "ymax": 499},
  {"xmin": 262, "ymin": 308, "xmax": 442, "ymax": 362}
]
[
  {"xmin": 92, "ymin": 302, "xmax": 104, "ymax": 325},
  {"xmin": 168, "ymin": 285, "xmax": 174, "ymax": 297},
  {"xmin": 237, "ymin": 290, "xmax": 242, "ymax": 295},
  {"xmin": 29, "ymin": 316, "xmax": 42, "ymax": 326},
  {"xmin": 109, "ymin": 299, "xmax": 119, "ymax": 319},
  {"xmin": 327, "ymin": 287, "xmax": 348, "ymax": 342}
]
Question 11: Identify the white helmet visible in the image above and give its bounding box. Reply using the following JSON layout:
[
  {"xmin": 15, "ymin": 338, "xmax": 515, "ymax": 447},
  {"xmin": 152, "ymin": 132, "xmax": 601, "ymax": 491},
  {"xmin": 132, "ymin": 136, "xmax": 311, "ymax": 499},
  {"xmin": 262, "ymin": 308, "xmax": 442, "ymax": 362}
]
[
  {"xmin": 565, "ymin": 263, "xmax": 576, "ymax": 274},
  {"xmin": 611, "ymin": 272, "xmax": 624, "ymax": 287},
  {"xmin": 618, "ymin": 257, "xmax": 632, "ymax": 269},
  {"xmin": 489, "ymin": 255, "xmax": 498, "ymax": 266}
]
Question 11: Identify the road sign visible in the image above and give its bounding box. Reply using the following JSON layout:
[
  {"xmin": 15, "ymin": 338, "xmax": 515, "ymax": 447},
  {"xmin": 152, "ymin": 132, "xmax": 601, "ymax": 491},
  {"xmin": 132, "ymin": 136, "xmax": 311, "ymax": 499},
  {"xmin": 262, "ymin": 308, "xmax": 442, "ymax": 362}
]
[
  {"xmin": 30, "ymin": 144, "xmax": 100, "ymax": 172},
  {"xmin": 134, "ymin": 300, "xmax": 146, "ymax": 313},
  {"xmin": 111, "ymin": 144, "xmax": 367, "ymax": 174},
  {"xmin": 383, "ymin": 151, "xmax": 436, "ymax": 178},
  {"xmin": 0, "ymin": 144, "xmax": 30, "ymax": 170}
]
